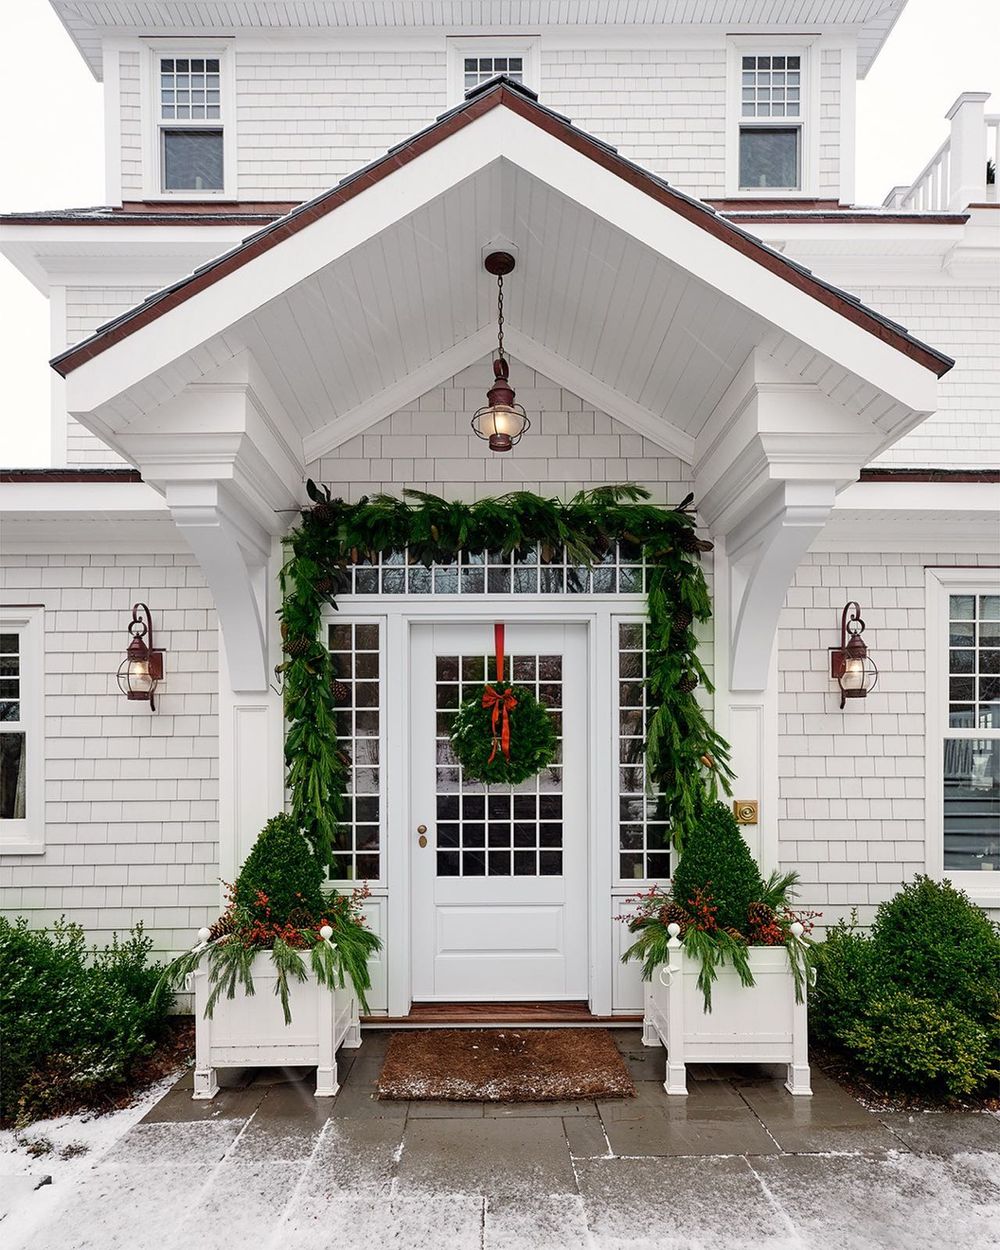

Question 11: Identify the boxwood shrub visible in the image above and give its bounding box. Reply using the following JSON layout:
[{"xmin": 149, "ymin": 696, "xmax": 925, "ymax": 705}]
[
  {"xmin": 810, "ymin": 877, "xmax": 1000, "ymax": 1100},
  {"xmin": 0, "ymin": 917, "xmax": 171, "ymax": 1125}
]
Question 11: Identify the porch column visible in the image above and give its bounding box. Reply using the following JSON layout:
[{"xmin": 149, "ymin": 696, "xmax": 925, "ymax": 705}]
[
  {"xmin": 110, "ymin": 356, "xmax": 305, "ymax": 889},
  {"xmin": 694, "ymin": 349, "xmax": 883, "ymax": 867}
]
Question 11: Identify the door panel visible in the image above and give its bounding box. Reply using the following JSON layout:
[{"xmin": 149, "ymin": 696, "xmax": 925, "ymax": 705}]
[{"xmin": 410, "ymin": 622, "xmax": 588, "ymax": 1000}]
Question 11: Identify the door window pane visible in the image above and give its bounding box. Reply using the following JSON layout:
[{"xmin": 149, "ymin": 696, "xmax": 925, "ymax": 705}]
[
  {"xmin": 162, "ymin": 129, "xmax": 224, "ymax": 191},
  {"xmin": 435, "ymin": 651, "xmax": 563, "ymax": 876},
  {"xmin": 739, "ymin": 128, "xmax": 800, "ymax": 189}
]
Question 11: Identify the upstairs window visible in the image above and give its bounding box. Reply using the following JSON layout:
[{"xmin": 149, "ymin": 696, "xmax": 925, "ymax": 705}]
[
  {"xmin": 463, "ymin": 54, "xmax": 524, "ymax": 94},
  {"xmin": 158, "ymin": 54, "xmax": 224, "ymax": 193},
  {"xmin": 739, "ymin": 54, "xmax": 803, "ymax": 191},
  {"xmin": 447, "ymin": 38, "xmax": 538, "ymax": 106}
]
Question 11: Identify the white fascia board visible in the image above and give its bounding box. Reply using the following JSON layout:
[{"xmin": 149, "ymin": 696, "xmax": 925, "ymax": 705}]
[
  {"xmin": 835, "ymin": 480, "xmax": 1000, "ymax": 512},
  {"xmin": 0, "ymin": 480, "xmax": 167, "ymax": 514},
  {"xmin": 64, "ymin": 105, "xmax": 942, "ymax": 422}
]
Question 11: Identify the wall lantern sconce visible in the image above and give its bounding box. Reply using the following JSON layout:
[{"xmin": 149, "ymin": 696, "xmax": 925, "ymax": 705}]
[
  {"xmin": 117, "ymin": 602, "xmax": 164, "ymax": 711},
  {"xmin": 471, "ymin": 251, "xmax": 530, "ymax": 452},
  {"xmin": 829, "ymin": 601, "xmax": 878, "ymax": 708}
]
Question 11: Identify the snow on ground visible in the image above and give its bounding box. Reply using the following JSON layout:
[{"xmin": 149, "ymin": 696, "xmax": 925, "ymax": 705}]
[{"xmin": 0, "ymin": 1072, "xmax": 180, "ymax": 1249}]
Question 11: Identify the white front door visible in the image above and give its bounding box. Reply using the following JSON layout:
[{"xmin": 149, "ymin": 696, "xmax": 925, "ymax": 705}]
[{"xmin": 410, "ymin": 621, "xmax": 588, "ymax": 1001}]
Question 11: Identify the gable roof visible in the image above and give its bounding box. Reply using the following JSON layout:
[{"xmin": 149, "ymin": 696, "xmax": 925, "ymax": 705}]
[{"xmin": 51, "ymin": 78, "xmax": 953, "ymax": 381}]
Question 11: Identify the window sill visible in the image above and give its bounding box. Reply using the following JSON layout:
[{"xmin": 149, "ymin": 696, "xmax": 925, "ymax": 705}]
[{"xmin": 0, "ymin": 837, "xmax": 45, "ymax": 856}]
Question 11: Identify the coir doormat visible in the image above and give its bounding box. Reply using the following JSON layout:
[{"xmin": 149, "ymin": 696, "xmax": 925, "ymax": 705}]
[{"xmin": 375, "ymin": 1028, "xmax": 637, "ymax": 1101}]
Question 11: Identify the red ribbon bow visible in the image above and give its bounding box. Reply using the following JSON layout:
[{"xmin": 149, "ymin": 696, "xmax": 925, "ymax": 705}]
[{"xmin": 483, "ymin": 622, "xmax": 516, "ymax": 763}]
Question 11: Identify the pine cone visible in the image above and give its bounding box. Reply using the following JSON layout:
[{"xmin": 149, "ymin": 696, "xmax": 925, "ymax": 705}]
[
  {"xmin": 315, "ymin": 576, "xmax": 338, "ymax": 595},
  {"xmin": 723, "ymin": 927, "xmax": 747, "ymax": 944},
  {"xmin": 310, "ymin": 502, "xmax": 335, "ymax": 523},
  {"xmin": 284, "ymin": 637, "xmax": 312, "ymax": 657},
  {"xmin": 657, "ymin": 900, "xmax": 691, "ymax": 935},
  {"xmin": 672, "ymin": 606, "xmax": 693, "ymax": 633},
  {"xmin": 679, "ymin": 530, "xmax": 714, "ymax": 554},
  {"xmin": 330, "ymin": 680, "xmax": 350, "ymax": 703},
  {"xmin": 208, "ymin": 913, "xmax": 235, "ymax": 942},
  {"xmin": 747, "ymin": 902, "xmax": 775, "ymax": 929},
  {"xmin": 677, "ymin": 673, "xmax": 698, "ymax": 694}
]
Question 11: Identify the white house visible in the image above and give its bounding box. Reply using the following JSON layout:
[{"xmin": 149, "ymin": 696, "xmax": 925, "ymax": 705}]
[{"xmin": 1, "ymin": 1, "xmax": 997, "ymax": 1020}]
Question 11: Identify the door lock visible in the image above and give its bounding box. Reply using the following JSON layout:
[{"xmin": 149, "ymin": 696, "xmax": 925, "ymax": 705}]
[{"xmin": 417, "ymin": 824, "xmax": 428, "ymax": 848}]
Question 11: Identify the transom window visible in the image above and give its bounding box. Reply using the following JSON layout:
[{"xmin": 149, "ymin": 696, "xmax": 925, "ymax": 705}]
[
  {"xmin": 737, "ymin": 51, "xmax": 804, "ymax": 191},
  {"xmin": 464, "ymin": 55, "xmax": 523, "ymax": 94},
  {"xmin": 156, "ymin": 52, "xmax": 225, "ymax": 193},
  {"xmin": 339, "ymin": 543, "xmax": 648, "ymax": 597}
]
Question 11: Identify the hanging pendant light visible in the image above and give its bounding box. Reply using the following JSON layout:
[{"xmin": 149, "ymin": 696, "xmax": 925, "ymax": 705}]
[{"xmin": 471, "ymin": 252, "xmax": 530, "ymax": 452}]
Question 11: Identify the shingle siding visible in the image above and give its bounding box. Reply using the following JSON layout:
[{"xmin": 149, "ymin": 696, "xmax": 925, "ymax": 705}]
[
  {"xmin": 776, "ymin": 547, "xmax": 996, "ymax": 927},
  {"xmin": 0, "ymin": 552, "xmax": 220, "ymax": 957}
]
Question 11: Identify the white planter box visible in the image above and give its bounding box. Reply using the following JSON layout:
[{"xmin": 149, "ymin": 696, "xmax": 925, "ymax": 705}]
[
  {"xmin": 192, "ymin": 956, "xmax": 362, "ymax": 1100},
  {"xmin": 642, "ymin": 939, "xmax": 811, "ymax": 1096}
]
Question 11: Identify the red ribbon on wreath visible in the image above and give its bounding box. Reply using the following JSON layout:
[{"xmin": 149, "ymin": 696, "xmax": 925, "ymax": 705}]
[{"xmin": 482, "ymin": 622, "xmax": 516, "ymax": 764}]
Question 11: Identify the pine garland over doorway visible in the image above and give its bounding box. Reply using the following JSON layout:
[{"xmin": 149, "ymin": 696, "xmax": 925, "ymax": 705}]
[{"xmin": 278, "ymin": 483, "xmax": 733, "ymax": 869}]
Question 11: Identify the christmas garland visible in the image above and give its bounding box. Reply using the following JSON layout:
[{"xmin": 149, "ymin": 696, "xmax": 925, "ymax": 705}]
[{"xmin": 279, "ymin": 484, "xmax": 733, "ymax": 869}]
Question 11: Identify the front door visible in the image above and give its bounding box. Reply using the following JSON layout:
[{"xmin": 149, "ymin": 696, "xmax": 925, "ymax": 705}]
[{"xmin": 410, "ymin": 621, "xmax": 588, "ymax": 1000}]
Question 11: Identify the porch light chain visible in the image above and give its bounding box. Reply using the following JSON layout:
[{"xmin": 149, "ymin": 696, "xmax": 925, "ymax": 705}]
[{"xmin": 496, "ymin": 272, "xmax": 505, "ymax": 359}]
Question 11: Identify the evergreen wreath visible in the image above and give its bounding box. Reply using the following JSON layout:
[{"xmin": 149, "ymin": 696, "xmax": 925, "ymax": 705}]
[
  {"xmin": 449, "ymin": 680, "xmax": 557, "ymax": 785},
  {"xmin": 279, "ymin": 483, "xmax": 734, "ymax": 869}
]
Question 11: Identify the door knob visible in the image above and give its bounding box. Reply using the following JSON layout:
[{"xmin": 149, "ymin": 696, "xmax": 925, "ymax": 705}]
[
  {"xmin": 417, "ymin": 823, "xmax": 428, "ymax": 848},
  {"xmin": 417, "ymin": 824, "xmax": 427, "ymax": 834}
]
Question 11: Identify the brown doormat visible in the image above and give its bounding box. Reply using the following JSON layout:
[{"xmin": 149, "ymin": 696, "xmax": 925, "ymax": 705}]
[{"xmin": 375, "ymin": 1028, "xmax": 637, "ymax": 1102}]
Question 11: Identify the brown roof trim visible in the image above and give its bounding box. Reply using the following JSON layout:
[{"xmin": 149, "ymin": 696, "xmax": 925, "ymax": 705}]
[
  {"xmin": 119, "ymin": 200, "xmax": 299, "ymax": 214},
  {"xmin": 721, "ymin": 211, "xmax": 969, "ymax": 225},
  {"xmin": 859, "ymin": 468, "xmax": 1000, "ymax": 483},
  {"xmin": 50, "ymin": 81, "xmax": 954, "ymax": 381},
  {"xmin": 0, "ymin": 468, "xmax": 143, "ymax": 483},
  {"xmin": 708, "ymin": 198, "xmax": 843, "ymax": 211}
]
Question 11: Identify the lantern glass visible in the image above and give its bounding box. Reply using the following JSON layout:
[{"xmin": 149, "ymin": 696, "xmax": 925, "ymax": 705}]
[{"xmin": 474, "ymin": 404, "xmax": 527, "ymax": 440}]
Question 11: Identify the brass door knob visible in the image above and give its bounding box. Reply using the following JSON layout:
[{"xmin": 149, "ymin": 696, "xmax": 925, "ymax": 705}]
[
  {"xmin": 417, "ymin": 824, "xmax": 427, "ymax": 834},
  {"xmin": 417, "ymin": 823, "xmax": 428, "ymax": 848}
]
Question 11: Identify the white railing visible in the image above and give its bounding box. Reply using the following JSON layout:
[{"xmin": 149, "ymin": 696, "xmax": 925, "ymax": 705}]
[
  {"xmin": 883, "ymin": 93, "xmax": 995, "ymax": 212},
  {"xmin": 895, "ymin": 137, "xmax": 951, "ymax": 211}
]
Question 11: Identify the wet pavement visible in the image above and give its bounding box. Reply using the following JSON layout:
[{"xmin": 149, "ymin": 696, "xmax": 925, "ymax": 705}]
[{"xmin": 14, "ymin": 1029, "xmax": 1000, "ymax": 1249}]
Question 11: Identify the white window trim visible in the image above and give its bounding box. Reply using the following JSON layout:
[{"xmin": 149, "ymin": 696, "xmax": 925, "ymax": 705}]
[
  {"xmin": 925, "ymin": 567, "xmax": 1000, "ymax": 907},
  {"xmin": 446, "ymin": 36, "xmax": 540, "ymax": 107},
  {"xmin": 140, "ymin": 40, "xmax": 237, "ymax": 200},
  {"xmin": 726, "ymin": 35, "xmax": 820, "ymax": 198},
  {"xmin": 0, "ymin": 606, "xmax": 45, "ymax": 855}
]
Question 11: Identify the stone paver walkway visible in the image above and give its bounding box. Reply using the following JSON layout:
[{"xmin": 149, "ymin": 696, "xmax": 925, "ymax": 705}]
[{"xmin": 17, "ymin": 1029, "xmax": 1000, "ymax": 1250}]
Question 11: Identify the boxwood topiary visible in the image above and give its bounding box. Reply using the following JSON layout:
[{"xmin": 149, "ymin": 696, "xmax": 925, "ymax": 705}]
[
  {"xmin": 868, "ymin": 875, "xmax": 1000, "ymax": 1027},
  {"xmin": 670, "ymin": 799, "xmax": 766, "ymax": 932},
  {"xmin": 233, "ymin": 813, "xmax": 326, "ymax": 924}
]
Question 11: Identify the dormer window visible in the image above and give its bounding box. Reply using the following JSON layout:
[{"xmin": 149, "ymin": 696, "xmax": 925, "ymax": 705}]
[
  {"xmin": 739, "ymin": 54, "xmax": 802, "ymax": 190},
  {"xmin": 143, "ymin": 45, "xmax": 232, "ymax": 197},
  {"xmin": 447, "ymin": 38, "xmax": 539, "ymax": 105},
  {"xmin": 159, "ymin": 56, "xmax": 223, "ymax": 192},
  {"xmin": 463, "ymin": 55, "xmax": 524, "ymax": 94}
]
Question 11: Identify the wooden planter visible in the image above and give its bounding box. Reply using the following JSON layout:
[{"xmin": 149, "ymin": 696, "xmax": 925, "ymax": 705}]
[
  {"xmin": 192, "ymin": 956, "xmax": 362, "ymax": 1100},
  {"xmin": 642, "ymin": 936, "xmax": 811, "ymax": 1097}
]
